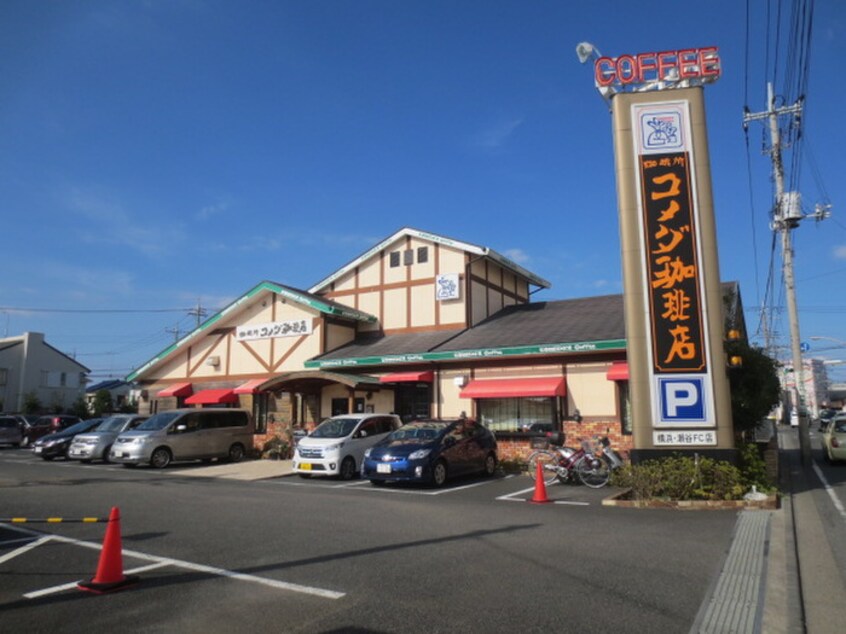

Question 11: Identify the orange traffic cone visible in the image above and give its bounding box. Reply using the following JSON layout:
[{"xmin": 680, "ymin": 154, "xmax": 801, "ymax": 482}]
[
  {"xmin": 529, "ymin": 460, "xmax": 552, "ymax": 504},
  {"xmin": 78, "ymin": 507, "xmax": 139, "ymax": 594}
]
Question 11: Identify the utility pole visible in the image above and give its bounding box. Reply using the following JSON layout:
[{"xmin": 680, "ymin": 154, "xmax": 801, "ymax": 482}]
[
  {"xmin": 165, "ymin": 324, "xmax": 181, "ymax": 343},
  {"xmin": 188, "ymin": 299, "xmax": 208, "ymax": 328},
  {"xmin": 744, "ymin": 83, "xmax": 811, "ymax": 464}
]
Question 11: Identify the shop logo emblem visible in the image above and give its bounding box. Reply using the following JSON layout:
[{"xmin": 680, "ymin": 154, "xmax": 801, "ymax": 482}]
[{"xmin": 641, "ymin": 111, "xmax": 682, "ymax": 150}]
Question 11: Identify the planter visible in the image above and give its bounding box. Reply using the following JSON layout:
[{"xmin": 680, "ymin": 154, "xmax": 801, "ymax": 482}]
[{"xmin": 602, "ymin": 488, "xmax": 779, "ymax": 510}]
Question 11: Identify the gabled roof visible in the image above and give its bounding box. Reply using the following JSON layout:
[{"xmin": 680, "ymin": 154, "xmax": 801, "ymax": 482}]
[
  {"xmin": 86, "ymin": 379, "xmax": 129, "ymax": 394},
  {"xmin": 308, "ymin": 227, "xmax": 551, "ymax": 293},
  {"xmin": 127, "ymin": 280, "xmax": 377, "ymax": 382}
]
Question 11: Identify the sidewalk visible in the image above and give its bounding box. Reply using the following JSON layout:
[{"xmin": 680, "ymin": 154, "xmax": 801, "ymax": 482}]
[{"xmin": 695, "ymin": 428, "xmax": 846, "ymax": 633}]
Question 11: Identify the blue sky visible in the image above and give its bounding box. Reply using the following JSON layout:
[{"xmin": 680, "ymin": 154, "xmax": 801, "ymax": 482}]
[{"xmin": 2, "ymin": 1, "xmax": 845, "ymax": 382}]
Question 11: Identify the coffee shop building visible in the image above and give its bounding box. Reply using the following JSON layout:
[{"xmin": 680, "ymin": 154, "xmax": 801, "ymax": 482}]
[{"xmin": 128, "ymin": 228, "xmax": 743, "ymax": 460}]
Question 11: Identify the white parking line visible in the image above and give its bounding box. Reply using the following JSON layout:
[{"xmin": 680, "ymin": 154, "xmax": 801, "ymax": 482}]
[
  {"xmin": 496, "ymin": 485, "xmax": 590, "ymax": 505},
  {"xmin": 24, "ymin": 561, "xmax": 171, "ymax": 599},
  {"xmin": 1, "ymin": 523, "xmax": 345, "ymax": 600},
  {"xmin": 0, "ymin": 536, "xmax": 53, "ymax": 565},
  {"xmin": 267, "ymin": 475, "xmax": 513, "ymax": 495},
  {"xmin": 813, "ymin": 462, "xmax": 846, "ymax": 521}
]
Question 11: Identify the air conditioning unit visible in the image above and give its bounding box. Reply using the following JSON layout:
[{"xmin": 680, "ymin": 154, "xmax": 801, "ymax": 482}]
[{"xmin": 206, "ymin": 356, "xmax": 220, "ymax": 367}]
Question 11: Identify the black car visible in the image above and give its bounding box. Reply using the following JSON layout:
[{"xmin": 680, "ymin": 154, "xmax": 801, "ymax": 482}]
[
  {"xmin": 31, "ymin": 418, "xmax": 104, "ymax": 460},
  {"xmin": 362, "ymin": 418, "xmax": 498, "ymax": 487}
]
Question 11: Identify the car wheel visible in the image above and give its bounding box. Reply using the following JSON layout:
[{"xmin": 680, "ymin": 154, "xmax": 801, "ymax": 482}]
[
  {"xmin": 432, "ymin": 460, "xmax": 448, "ymax": 487},
  {"xmin": 228, "ymin": 443, "xmax": 245, "ymax": 463},
  {"xmin": 150, "ymin": 447, "xmax": 172, "ymax": 469},
  {"xmin": 339, "ymin": 456, "xmax": 356, "ymax": 480},
  {"xmin": 483, "ymin": 453, "xmax": 497, "ymax": 477}
]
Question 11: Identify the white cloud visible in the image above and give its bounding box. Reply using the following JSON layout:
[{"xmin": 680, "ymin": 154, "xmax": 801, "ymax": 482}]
[
  {"xmin": 472, "ymin": 117, "xmax": 525, "ymax": 150},
  {"xmin": 196, "ymin": 201, "xmax": 231, "ymax": 221},
  {"xmin": 502, "ymin": 248, "xmax": 529, "ymax": 264},
  {"xmin": 834, "ymin": 245, "xmax": 846, "ymax": 259},
  {"xmin": 66, "ymin": 187, "xmax": 181, "ymax": 256}
]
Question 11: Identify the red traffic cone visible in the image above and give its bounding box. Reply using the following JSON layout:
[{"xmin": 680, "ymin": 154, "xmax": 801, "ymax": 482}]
[
  {"xmin": 530, "ymin": 460, "xmax": 552, "ymax": 504},
  {"xmin": 78, "ymin": 507, "xmax": 139, "ymax": 594}
]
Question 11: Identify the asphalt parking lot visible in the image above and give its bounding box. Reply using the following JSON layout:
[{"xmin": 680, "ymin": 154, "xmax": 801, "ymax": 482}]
[{"xmin": 0, "ymin": 447, "xmax": 741, "ymax": 633}]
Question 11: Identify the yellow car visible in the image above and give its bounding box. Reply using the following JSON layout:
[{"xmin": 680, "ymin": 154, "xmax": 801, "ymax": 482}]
[{"xmin": 821, "ymin": 414, "xmax": 846, "ymax": 463}]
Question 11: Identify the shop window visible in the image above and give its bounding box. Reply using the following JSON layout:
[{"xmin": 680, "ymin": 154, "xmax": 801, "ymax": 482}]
[
  {"xmin": 619, "ymin": 382, "xmax": 632, "ymax": 435},
  {"xmin": 389, "ymin": 251, "xmax": 401, "ymax": 267},
  {"xmin": 403, "ymin": 249, "xmax": 414, "ymax": 266},
  {"xmin": 253, "ymin": 392, "xmax": 270, "ymax": 434},
  {"xmin": 477, "ymin": 397, "xmax": 556, "ymax": 433},
  {"xmin": 331, "ymin": 397, "xmax": 365, "ymax": 417},
  {"xmin": 417, "ymin": 246, "xmax": 429, "ymax": 264}
]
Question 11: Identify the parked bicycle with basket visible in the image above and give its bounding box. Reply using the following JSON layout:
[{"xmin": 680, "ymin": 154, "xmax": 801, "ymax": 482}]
[{"xmin": 526, "ymin": 433, "xmax": 624, "ymax": 489}]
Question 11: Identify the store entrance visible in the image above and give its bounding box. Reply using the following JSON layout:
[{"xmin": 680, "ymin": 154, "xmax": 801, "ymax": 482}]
[{"xmin": 393, "ymin": 384, "xmax": 431, "ymax": 423}]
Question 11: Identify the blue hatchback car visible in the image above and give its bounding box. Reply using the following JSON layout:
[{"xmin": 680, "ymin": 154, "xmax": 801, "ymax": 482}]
[{"xmin": 361, "ymin": 419, "xmax": 498, "ymax": 487}]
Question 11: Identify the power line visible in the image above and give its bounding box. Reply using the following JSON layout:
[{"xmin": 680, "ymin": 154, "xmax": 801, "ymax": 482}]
[{"xmin": 0, "ymin": 306, "xmax": 193, "ymax": 314}]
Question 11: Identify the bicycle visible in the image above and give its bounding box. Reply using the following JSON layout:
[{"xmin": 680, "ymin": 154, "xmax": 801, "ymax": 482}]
[{"xmin": 526, "ymin": 434, "xmax": 622, "ymax": 489}]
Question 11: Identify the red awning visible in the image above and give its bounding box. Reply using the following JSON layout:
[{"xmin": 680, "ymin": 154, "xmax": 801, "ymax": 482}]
[
  {"xmin": 157, "ymin": 382, "xmax": 193, "ymax": 398},
  {"xmin": 606, "ymin": 362, "xmax": 629, "ymax": 381},
  {"xmin": 460, "ymin": 377, "xmax": 566, "ymax": 399},
  {"xmin": 379, "ymin": 371, "xmax": 434, "ymax": 384},
  {"xmin": 184, "ymin": 389, "xmax": 239, "ymax": 405},
  {"xmin": 233, "ymin": 379, "xmax": 267, "ymax": 394}
]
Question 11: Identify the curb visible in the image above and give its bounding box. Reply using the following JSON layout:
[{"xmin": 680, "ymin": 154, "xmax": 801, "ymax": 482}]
[{"xmin": 601, "ymin": 488, "xmax": 780, "ymax": 510}]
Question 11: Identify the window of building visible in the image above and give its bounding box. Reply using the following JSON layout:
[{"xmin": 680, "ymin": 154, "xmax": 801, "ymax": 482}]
[
  {"xmin": 253, "ymin": 392, "xmax": 270, "ymax": 434},
  {"xmin": 389, "ymin": 251, "xmax": 401, "ymax": 267},
  {"xmin": 403, "ymin": 249, "xmax": 414, "ymax": 266},
  {"xmin": 60, "ymin": 372, "xmax": 67, "ymax": 387},
  {"xmin": 417, "ymin": 246, "xmax": 429, "ymax": 263},
  {"xmin": 477, "ymin": 397, "xmax": 556, "ymax": 433}
]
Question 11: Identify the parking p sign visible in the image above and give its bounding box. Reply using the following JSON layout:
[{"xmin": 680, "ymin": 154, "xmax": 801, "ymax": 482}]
[{"xmin": 656, "ymin": 376, "xmax": 708, "ymax": 425}]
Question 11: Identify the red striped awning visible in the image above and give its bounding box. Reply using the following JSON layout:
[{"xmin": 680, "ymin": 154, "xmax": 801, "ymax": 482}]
[
  {"xmin": 233, "ymin": 379, "xmax": 267, "ymax": 394},
  {"xmin": 460, "ymin": 377, "xmax": 566, "ymax": 399},
  {"xmin": 157, "ymin": 382, "xmax": 193, "ymax": 398},
  {"xmin": 606, "ymin": 362, "xmax": 629, "ymax": 381},
  {"xmin": 184, "ymin": 389, "xmax": 239, "ymax": 405},
  {"xmin": 379, "ymin": 371, "xmax": 434, "ymax": 383}
]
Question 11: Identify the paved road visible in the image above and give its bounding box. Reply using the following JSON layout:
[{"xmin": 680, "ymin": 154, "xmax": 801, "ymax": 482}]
[{"xmin": 0, "ymin": 448, "xmax": 741, "ymax": 633}]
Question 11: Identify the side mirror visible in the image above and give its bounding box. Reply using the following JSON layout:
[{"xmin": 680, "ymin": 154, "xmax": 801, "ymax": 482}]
[
  {"xmin": 443, "ymin": 436, "xmax": 456, "ymax": 448},
  {"xmin": 357, "ymin": 430, "xmax": 368, "ymax": 438}
]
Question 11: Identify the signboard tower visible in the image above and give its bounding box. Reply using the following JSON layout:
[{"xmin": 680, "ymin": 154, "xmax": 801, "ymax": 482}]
[{"xmin": 579, "ymin": 44, "xmax": 735, "ymax": 461}]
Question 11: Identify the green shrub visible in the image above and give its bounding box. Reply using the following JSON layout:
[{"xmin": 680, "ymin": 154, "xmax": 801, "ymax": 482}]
[
  {"xmin": 738, "ymin": 442, "xmax": 775, "ymax": 493},
  {"xmin": 261, "ymin": 435, "xmax": 291, "ymax": 460},
  {"xmin": 610, "ymin": 453, "xmax": 746, "ymax": 501}
]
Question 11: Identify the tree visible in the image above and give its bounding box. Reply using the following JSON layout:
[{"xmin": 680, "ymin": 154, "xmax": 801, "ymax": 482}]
[
  {"xmin": 23, "ymin": 392, "xmax": 41, "ymax": 414},
  {"xmin": 726, "ymin": 341, "xmax": 782, "ymax": 439},
  {"xmin": 69, "ymin": 396, "xmax": 90, "ymax": 419},
  {"xmin": 91, "ymin": 390, "xmax": 113, "ymax": 417}
]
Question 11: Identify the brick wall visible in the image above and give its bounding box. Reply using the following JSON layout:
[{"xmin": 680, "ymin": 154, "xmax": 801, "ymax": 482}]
[{"xmin": 496, "ymin": 420, "xmax": 633, "ymax": 464}]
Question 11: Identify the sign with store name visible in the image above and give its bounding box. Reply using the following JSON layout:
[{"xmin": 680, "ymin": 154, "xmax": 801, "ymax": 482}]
[
  {"xmin": 236, "ymin": 319, "xmax": 312, "ymax": 342},
  {"xmin": 653, "ymin": 430, "xmax": 716, "ymax": 446},
  {"xmin": 595, "ymin": 47, "xmax": 720, "ymax": 89},
  {"xmin": 633, "ymin": 100, "xmax": 715, "ymax": 429}
]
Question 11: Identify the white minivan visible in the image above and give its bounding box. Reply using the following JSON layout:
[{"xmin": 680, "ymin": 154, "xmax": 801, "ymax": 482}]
[{"xmin": 293, "ymin": 413, "xmax": 401, "ymax": 480}]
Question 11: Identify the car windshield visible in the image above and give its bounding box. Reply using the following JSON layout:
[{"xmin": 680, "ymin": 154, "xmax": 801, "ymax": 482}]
[
  {"xmin": 310, "ymin": 418, "xmax": 359, "ymax": 439},
  {"xmin": 136, "ymin": 412, "xmax": 181, "ymax": 431},
  {"xmin": 388, "ymin": 422, "xmax": 448, "ymax": 441},
  {"xmin": 65, "ymin": 420, "xmax": 101, "ymax": 434},
  {"xmin": 97, "ymin": 417, "xmax": 131, "ymax": 432}
]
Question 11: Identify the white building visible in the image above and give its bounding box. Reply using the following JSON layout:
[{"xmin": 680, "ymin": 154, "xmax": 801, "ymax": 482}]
[
  {"xmin": 0, "ymin": 332, "xmax": 89, "ymax": 413},
  {"xmin": 781, "ymin": 357, "xmax": 829, "ymax": 417}
]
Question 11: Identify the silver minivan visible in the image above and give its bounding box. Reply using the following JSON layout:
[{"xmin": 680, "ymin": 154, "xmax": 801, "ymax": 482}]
[
  {"xmin": 68, "ymin": 414, "xmax": 148, "ymax": 462},
  {"xmin": 109, "ymin": 408, "xmax": 254, "ymax": 468}
]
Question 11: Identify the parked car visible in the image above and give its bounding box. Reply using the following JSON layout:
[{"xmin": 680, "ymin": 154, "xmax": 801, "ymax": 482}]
[
  {"xmin": 293, "ymin": 413, "xmax": 401, "ymax": 480},
  {"xmin": 362, "ymin": 418, "xmax": 498, "ymax": 487},
  {"xmin": 109, "ymin": 408, "xmax": 254, "ymax": 468},
  {"xmin": 21, "ymin": 415, "xmax": 81, "ymax": 447},
  {"xmin": 31, "ymin": 418, "xmax": 104, "ymax": 460},
  {"xmin": 818, "ymin": 409, "xmax": 839, "ymax": 432},
  {"xmin": 821, "ymin": 414, "xmax": 846, "ymax": 463},
  {"xmin": 68, "ymin": 414, "xmax": 148, "ymax": 463},
  {"xmin": 0, "ymin": 416, "xmax": 23, "ymax": 447}
]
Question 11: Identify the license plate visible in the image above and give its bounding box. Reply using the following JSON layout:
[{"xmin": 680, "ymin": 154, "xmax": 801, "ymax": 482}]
[
  {"xmin": 377, "ymin": 463, "xmax": 392, "ymax": 474},
  {"xmin": 33, "ymin": 447, "xmax": 42, "ymax": 454},
  {"xmin": 300, "ymin": 463, "xmax": 312, "ymax": 471}
]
